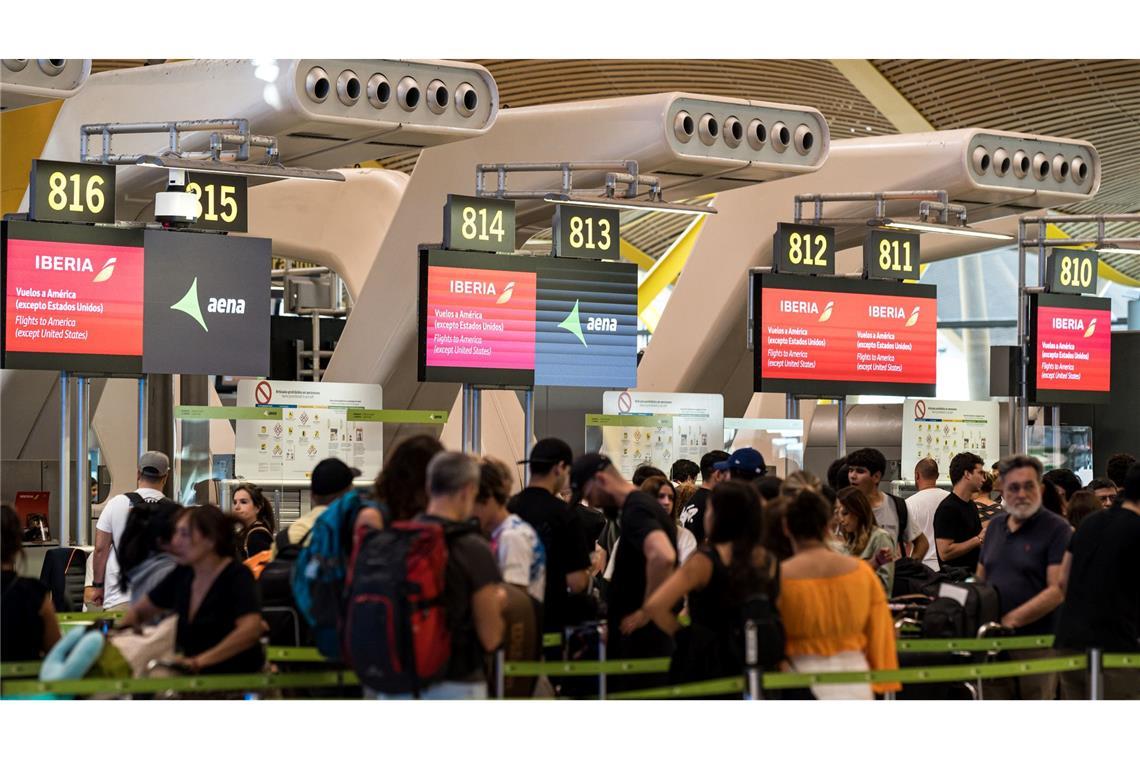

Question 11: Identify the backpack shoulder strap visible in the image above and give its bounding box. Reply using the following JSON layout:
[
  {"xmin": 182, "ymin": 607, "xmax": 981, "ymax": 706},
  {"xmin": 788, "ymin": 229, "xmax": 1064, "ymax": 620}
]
[{"xmin": 892, "ymin": 493, "xmax": 908, "ymax": 536}]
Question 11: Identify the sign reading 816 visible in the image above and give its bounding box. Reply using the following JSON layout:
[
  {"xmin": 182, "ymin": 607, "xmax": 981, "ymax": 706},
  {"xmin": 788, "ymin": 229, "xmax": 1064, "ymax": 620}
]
[{"xmin": 29, "ymin": 159, "xmax": 117, "ymax": 224}]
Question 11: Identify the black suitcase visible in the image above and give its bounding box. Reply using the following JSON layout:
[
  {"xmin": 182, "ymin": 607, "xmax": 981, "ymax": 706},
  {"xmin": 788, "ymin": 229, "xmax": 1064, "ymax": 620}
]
[{"xmin": 920, "ymin": 579, "xmax": 1000, "ymax": 638}]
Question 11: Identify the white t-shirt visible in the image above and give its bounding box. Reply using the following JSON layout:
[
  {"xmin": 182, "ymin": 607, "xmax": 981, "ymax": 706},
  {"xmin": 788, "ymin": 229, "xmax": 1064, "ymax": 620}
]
[
  {"xmin": 871, "ymin": 489, "xmax": 923, "ymax": 549},
  {"xmin": 491, "ymin": 514, "xmax": 547, "ymax": 603},
  {"xmin": 676, "ymin": 525, "xmax": 698, "ymax": 566},
  {"xmin": 905, "ymin": 487, "xmax": 950, "ymax": 570},
  {"xmin": 94, "ymin": 487, "xmax": 165, "ymax": 609}
]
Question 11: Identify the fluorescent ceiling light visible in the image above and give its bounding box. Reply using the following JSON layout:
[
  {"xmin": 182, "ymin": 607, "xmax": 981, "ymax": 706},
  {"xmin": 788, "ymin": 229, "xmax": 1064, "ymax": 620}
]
[
  {"xmin": 544, "ymin": 193, "xmax": 716, "ymax": 216},
  {"xmin": 135, "ymin": 155, "xmax": 344, "ymax": 182},
  {"xmin": 1095, "ymin": 246, "xmax": 1140, "ymax": 255},
  {"xmin": 881, "ymin": 219, "xmax": 1013, "ymax": 241}
]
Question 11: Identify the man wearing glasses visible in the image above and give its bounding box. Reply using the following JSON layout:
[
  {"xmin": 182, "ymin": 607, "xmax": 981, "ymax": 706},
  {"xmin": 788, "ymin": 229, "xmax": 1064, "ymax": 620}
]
[
  {"xmin": 570, "ymin": 453, "xmax": 677, "ymax": 688},
  {"xmin": 976, "ymin": 455, "xmax": 1071, "ymax": 699}
]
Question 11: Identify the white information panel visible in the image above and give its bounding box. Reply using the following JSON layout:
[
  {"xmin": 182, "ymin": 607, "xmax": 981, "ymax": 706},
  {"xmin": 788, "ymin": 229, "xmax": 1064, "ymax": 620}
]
[
  {"xmin": 235, "ymin": 380, "xmax": 383, "ymax": 482},
  {"xmin": 600, "ymin": 391, "xmax": 724, "ymax": 478},
  {"xmin": 901, "ymin": 398, "xmax": 999, "ymax": 482}
]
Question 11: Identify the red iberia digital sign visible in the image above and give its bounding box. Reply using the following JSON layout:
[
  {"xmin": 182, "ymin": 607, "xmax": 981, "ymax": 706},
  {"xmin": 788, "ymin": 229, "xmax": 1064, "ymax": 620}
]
[
  {"xmin": 1029, "ymin": 293, "xmax": 1111, "ymax": 404},
  {"xmin": 3, "ymin": 221, "xmax": 144, "ymax": 374},
  {"xmin": 753, "ymin": 273, "xmax": 937, "ymax": 396},
  {"xmin": 424, "ymin": 264, "xmax": 538, "ymax": 378}
]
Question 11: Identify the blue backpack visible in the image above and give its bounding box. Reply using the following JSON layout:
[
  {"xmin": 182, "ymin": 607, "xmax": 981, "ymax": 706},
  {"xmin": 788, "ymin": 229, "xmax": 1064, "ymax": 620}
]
[{"xmin": 291, "ymin": 490, "xmax": 381, "ymax": 658}]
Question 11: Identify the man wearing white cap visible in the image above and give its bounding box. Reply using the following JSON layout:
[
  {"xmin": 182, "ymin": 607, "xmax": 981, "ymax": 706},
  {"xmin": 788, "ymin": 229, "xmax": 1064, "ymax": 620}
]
[{"xmin": 90, "ymin": 451, "xmax": 171, "ymax": 610}]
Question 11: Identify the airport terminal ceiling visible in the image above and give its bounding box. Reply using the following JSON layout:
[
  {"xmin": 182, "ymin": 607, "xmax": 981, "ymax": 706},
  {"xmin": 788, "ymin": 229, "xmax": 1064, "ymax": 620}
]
[{"xmin": 82, "ymin": 59, "xmax": 1140, "ymax": 272}]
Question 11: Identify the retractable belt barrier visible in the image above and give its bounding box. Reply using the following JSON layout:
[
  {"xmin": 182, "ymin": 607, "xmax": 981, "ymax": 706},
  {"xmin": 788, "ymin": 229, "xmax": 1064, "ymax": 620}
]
[{"xmin": 5, "ymin": 642, "xmax": 1138, "ymax": 698}]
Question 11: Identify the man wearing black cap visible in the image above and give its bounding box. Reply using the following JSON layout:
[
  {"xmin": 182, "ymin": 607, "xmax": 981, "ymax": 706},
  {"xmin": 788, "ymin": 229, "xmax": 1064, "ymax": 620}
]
[
  {"xmin": 508, "ymin": 438, "xmax": 593, "ymax": 638},
  {"xmin": 572, "ymin": 453, "xmax": 676, "ymax": 682},
  {"xmin": 679, "ymin": 450, "xmax": 729, "ymax": 545},
  {"xmin": 280, "ymin": 458, "xmax": 361, "ymax": 549},
  {"xmin": 91, "ymin": 451, "xmax": 170, "ymax": 610}
]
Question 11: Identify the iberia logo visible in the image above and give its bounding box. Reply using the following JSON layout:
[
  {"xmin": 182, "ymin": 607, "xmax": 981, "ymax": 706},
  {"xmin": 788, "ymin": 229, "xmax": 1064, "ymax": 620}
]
[
  {"xmin": 496, "ymin": 281, "xmax": 515, "ymax": 305},
  {"xmin": 905, "ymin": 306, "xmax": 921, "ymax": 327},
  {"xmin": 818, "ymin": 301, "xmax": 834, "ymax": 322},
  {"xmin": 92, "ymin": 257, "xmax": 117, "ymax": 283},
  {"xmin": 1084, "ymin": 318, "xmax": 1097, "ymax": 338}
]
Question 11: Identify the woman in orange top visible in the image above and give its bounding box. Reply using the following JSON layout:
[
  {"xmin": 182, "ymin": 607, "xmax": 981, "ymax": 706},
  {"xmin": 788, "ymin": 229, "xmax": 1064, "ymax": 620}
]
[{"xmin": 778, "ymin": 488, "xmax": 900, "ymax": 699}]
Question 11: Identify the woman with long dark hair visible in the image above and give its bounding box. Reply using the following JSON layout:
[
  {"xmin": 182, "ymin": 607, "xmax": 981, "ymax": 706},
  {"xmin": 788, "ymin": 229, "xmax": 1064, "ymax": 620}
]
[
  {"xmin": 353, "ymin": 434, "xmax": 446, "ymax": 534},
  {"xmin": 641, "ymin": 475, "xmax": 697, "ymax": 564},
  {"xmin": 123, "ymin": 505, "xmax": 264, "ymax": 674},
  {"xmin": 836, "ymin": 486, "xmax": 896, "ymax": 594},
  {"xmin": 620, "ymin": 481, "xmax": 783, "ymax": 686},
  {"xmin": 231, "ymin": 483, "xmax": 275, "ymax": 559},
  {"xmin": 115, "ymin": 500, "xmax": 183, "ymax": 605}
]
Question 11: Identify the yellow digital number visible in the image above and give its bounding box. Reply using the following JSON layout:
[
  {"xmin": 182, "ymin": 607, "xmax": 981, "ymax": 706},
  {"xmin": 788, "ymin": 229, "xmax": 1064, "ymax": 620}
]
[
  {"xmin": 878, "ymin": 238, "xmax": 913, "ymax": 272},
  {"xmin": 788, "ymin": 232, "xmax": 828, "ymax": 266},
  {"xmin": 1059, "ymin": 255, "xmax": 1093, "ymax": 289},
  {"xmin": 46, "ymin": 171, "xmax": 105, "ymax": 215},
  {"xmin": 186, "ymin": 181, "xmax": 238, "ymax": 224},
  {"xmin": 460, "ymin": 206, "xmax": 505, "ymax": 243}
]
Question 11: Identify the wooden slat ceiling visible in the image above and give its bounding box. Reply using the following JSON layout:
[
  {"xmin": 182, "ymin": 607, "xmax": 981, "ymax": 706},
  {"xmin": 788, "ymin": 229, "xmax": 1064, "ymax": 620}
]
[{"xmin": 871, "ymin": 59, "xmax": 1140, "ymax": 279}]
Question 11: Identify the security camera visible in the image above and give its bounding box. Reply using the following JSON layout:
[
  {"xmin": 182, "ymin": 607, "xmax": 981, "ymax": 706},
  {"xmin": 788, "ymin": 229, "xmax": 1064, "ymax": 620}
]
[{"xmin": 154, "ymin": 169, "xmax": 201, "ymax": 227}]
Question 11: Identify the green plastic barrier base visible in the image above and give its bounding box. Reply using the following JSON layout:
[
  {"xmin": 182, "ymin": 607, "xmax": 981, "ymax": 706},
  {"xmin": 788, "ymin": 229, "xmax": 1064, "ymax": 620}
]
[
  {"xmin": 0, "ymin": 662, "xmax": 41, "ymax": 678},
  {"xmin": 609, "ymin": 676, "xmax": 745, "ymax": 700},
  {"xmin": 56, "ymin": 610, "xmax": 125, "ymax": 623},
  {"xmin": 542, "ymin": 633, "xmax": 563, "ymax": 648},
  {"xmin": 265, "ymin": 647, "xmax": 333, "ymax": 663}
]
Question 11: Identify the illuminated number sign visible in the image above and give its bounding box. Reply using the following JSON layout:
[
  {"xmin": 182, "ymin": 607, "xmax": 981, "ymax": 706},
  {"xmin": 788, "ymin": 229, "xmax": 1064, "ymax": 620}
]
[
  {"xmin": 185, "ymin": 173, "xmax": 248, "ymax": 232},
  {"xmin": 552, "ymin": 205, "xmax": 620, "ymax": 260},
  {"xmin": 1046, "ymin": 248, "xmax": 1098, "ymax": 295},
  {"xmin": 864, "ymin": 229, "xmax": 920, "ymax": 281},
  {"xmin": 29, "ymin": 159, "xmax": 116, "ymax": 224},
  {"xmin": 772, "ymin": 222, "xmax": 835, "ymax": 275},
  {"xmin": 443, "ymin": 194, "xmax": 516, "ymax": 253}
]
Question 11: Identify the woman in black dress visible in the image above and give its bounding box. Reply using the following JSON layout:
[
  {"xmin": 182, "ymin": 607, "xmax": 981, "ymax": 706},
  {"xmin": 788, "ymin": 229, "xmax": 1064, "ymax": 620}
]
[
  {"xmin": 122, "ymin": 505, "xmax": 264, "ymax": 674},
  {"xmin": 2, "ymin": 504, "xmax": 61, "ymax": 660},
  {"xmin": 619, "ymin": 481, "xmax": 783, "ymax": 686},
  {"xmin": 231, "ymin": 483, "xmax": 275, "ymax": 559}
]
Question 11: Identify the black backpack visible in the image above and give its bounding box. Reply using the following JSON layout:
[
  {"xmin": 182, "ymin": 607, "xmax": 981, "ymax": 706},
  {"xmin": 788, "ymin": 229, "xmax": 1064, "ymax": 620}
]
[
  {"xmin": 258, "ymin": 527, "xmax": 313, "ymax": 646},
  {"xmin": 114, "ymin": 492, "xmax": 181, "ymax": 593}
]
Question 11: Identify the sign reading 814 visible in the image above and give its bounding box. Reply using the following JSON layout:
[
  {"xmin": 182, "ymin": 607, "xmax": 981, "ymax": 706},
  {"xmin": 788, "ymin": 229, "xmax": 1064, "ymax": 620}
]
[{"xmin": 443, "ymin": 194, "xmax": 516, "ymax": 253}]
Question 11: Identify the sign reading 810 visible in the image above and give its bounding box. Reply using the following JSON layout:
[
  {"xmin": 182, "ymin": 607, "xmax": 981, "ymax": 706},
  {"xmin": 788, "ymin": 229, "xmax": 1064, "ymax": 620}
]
[
  {"xmin": 1046, "ymin": 248, "xmax": 1098, "ymax": 295},
  {"xmin": 772, "ymin": 222, "xmax": 836, "ymax": 275}
]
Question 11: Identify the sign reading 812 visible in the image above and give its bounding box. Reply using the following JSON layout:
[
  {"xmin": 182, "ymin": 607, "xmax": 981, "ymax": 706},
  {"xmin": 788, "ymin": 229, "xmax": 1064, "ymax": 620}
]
[{"xmin": 772, "ymin": 222, "xmax": 836, "ymax": 275}]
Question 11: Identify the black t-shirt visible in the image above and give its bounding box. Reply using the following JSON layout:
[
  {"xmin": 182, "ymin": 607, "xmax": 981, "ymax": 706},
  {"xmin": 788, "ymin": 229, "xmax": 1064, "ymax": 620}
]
[
  {"xmin": 1055, "ymin": 506, "xmax": 1140, "ymax": 651},
  {"xmin": 933, "ymin": 492, "xmax": 982, "ymax": 571},
  {"xmin": 608, "ymin": 490, "xmax": 678, "ymax": 628},
  {"xmin": 680, "ymin": 488, "xmax": 711, "ymax": 545},
  {"xmin": 148, "ymin": 560, "xmax": 264, "ymax": 674},
  {"xmin": 1, "ymin": 571, "xmax": 49, "ymax": 661},
  {"xmin": 508, "ymin": 487, "xmax": 592, "ymax": 632},
  {"xmin": 417, "ymin": 515, "xmax": 502, "ymax": 681}
]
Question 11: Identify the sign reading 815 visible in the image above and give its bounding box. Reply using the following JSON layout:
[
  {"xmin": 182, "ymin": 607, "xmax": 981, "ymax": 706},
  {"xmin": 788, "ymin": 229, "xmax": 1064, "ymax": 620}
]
[{"xmin": 185, "ymin": 173, "xmax": 248, "ymax": 232}]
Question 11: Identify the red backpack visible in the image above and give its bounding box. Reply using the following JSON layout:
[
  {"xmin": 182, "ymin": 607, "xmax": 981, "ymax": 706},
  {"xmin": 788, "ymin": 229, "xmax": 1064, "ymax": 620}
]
[{"xmin": 343, "ymin": 520, "xmax": 466, "ymax": 696}]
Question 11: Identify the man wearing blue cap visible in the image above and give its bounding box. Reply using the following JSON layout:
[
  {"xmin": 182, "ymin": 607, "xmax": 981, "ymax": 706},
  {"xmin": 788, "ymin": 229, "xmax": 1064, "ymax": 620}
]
[{"xmin": 714, "ymin": 447, "xmax": 768, "ymax": 483}]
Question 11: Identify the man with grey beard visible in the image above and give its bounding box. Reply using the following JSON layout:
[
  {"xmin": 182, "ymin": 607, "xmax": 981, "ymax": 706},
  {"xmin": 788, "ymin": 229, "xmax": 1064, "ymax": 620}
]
[{"xmin": 976, "ymin": 455, "xmax": 1071, "ymax": 699}]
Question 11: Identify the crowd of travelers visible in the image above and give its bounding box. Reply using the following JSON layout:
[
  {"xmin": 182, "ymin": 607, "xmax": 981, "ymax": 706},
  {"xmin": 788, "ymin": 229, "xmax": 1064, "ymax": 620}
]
[{"xmin": 3, "ymin": 441, "xmax": 1138, "ymax": 700}]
